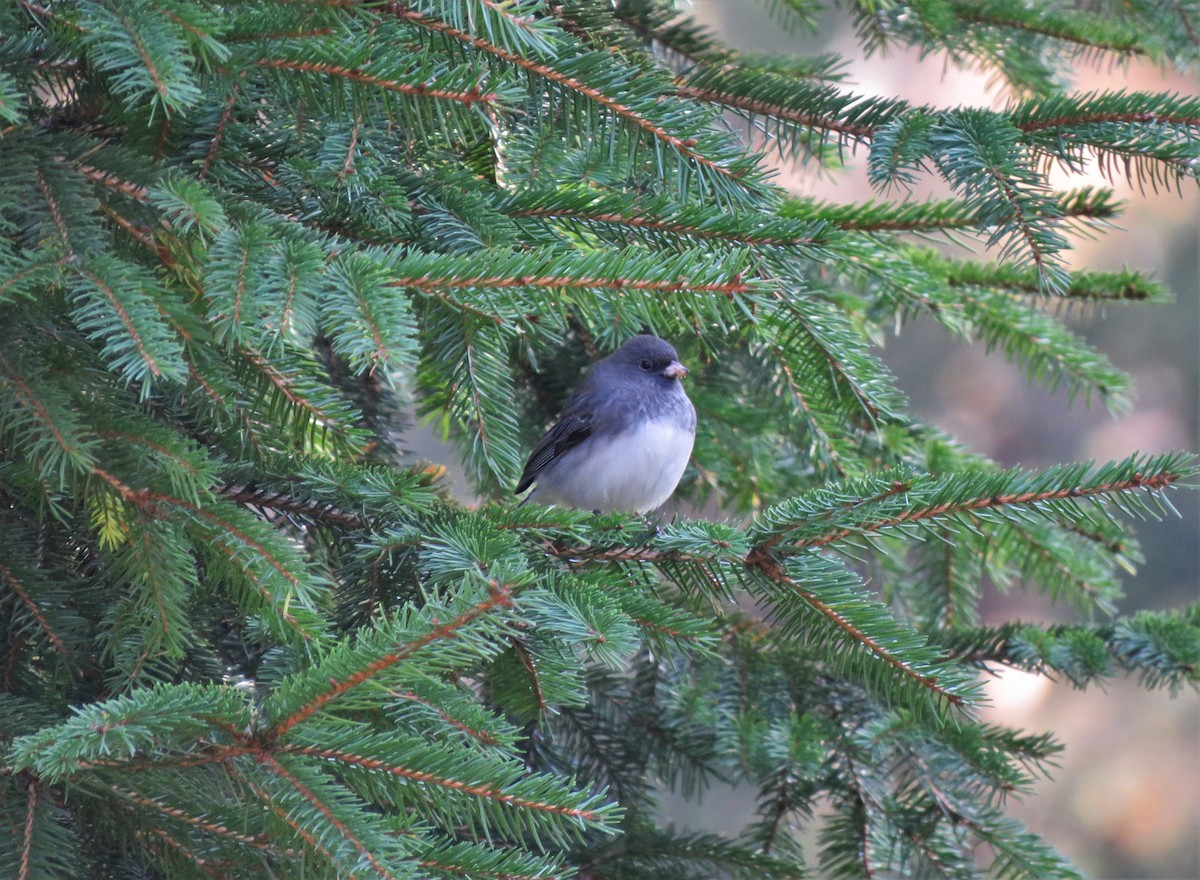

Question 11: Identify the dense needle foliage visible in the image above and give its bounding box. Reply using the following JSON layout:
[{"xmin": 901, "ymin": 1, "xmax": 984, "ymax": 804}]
[{"xmin": 1, "ymin": 1, "xmax": 1198, "ymax": 878}]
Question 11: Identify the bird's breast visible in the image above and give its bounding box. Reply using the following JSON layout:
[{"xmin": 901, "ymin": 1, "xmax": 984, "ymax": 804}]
[{"xmin": 536, "ymin": 416, "xmax": 695, "ymax": 514}]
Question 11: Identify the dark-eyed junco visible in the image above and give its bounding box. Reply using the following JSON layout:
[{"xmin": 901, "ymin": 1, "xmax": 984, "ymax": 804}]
[{"xmin": 516, "ymin": 334, "xmax": 696, "ymax": 514}]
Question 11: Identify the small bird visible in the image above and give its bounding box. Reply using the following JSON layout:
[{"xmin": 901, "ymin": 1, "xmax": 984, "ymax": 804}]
[{"xmin": 516, "ymin": 334, "xmax": 696, "ymax": 514}]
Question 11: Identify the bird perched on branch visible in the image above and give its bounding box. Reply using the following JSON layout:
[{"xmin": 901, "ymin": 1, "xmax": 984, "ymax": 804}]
[{"xmin": 516, "ymin": 334, "xmax": 696, "ymax": 514}]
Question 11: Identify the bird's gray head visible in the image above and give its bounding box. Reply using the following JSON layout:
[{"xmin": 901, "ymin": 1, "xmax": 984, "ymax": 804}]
[{"xmin": 602, "ymin": 334, "xmax": 689, "ymax": 384}]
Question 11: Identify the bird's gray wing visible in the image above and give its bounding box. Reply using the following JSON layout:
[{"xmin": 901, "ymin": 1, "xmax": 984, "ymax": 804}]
[{"xmin": 515, "ymin": 392, "xmax": 597, "ymax": 494}]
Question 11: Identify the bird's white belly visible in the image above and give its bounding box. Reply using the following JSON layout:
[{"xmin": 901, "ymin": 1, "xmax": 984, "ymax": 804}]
[{"xmin": 537, "ymin": 419, "xmax": 694, "ymax": 514}]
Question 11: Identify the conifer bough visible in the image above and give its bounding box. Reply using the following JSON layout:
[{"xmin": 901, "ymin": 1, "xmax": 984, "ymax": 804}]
[{"xmin": 1, "ymin": 1, "xmax": 1198, "ymax": 879}]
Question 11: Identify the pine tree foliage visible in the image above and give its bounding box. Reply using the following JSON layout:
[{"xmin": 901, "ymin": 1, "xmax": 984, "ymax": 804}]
[{"xmin": 1, "ymin": 0, "xmax": 1197, "ymax": 877}]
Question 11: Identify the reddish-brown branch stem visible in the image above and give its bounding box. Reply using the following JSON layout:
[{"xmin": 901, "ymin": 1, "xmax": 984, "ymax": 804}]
[
  {"xmin": 140, "ymin": 828, "xmax": 225, "ymax": 878},
  {"xmin": 415, "ymin": 855, "xmax": 549, "ymax": 880},
  {"xmin": 755, "ymin": 480, "xmax": 913, "ymax": 560},
  {"xmin": 283, "ymin": 743, "xmax": 603, "ymax": 820},
  {"xmin": 199, "ymin": 85, "xmax": 241, "ymax": 180},
  {"xmin": 74, "ymin": 744, "xmax": 259, "ymax": 772},
  {"xmin": 0, "ymin": 563, "xmax": 70, "ymax": 661},
  {"xmin": 388, "ymin": 273, "xmax": 751, "ymax": 297},
  {"xmin": 77, "ymin": 163, "xmax": 150, "ymax": 202},
  {"xmin": 123, "ymin": 16, "xmax": 169, "ymax": 104},
  {"xmin": 110, "ymin": 784, "xmax": 271, "ymax": 848},
  {"xmin": 507, "ymin": 205, "xmax": 825, "ymax": 248},
  {"xmin": 33, "ymin": 168, "xmax": 73, "ymax": 255},
  {"xmin": 386, "ymin": 3, "xmax": 747, "ymax": 182},
  {"xmin": 254, "ymin": 58, "xmax": 495, "ymax": 106},
  {"xmin": 675, "ymin": 82, "xmax": 877, "ymax": 141},
  {"xmin": 1015, "ymin": 111, "xmax": 1200, "ymax": 134},
  {"xmin": 510, "ymin": 637, "xmax": 546, "ymax": 712},
  {"xmin": 949, "ymin": 5, "xmax": 1143, "ymax": 54},
  {"xmin": 74, "ymin": 265, "xmax": 162, "ymax": 377},
  {"xmin": 392, "ymin": 689, "xmax": 501, "ymax": 745},
  {"xmin": 19, "ymin": 778, "xmax": 36, "ymax": 880},
  {"xmin": 270, "ymin": 582, "xmax": 516, "ymax": 737},
  {"xmin": 783, "ymin": 472, "xmax": 1178, "ymax": 552},
  {"xmin": 745, "ymin": 547, "xmax": 965, "ymax": 706},
  {"xmin": 261, "ymin": 753, "xmax": 397, "ymax": 879},
  {"xmin": 221, "ymin": 486, "xmax": 366, "ymax": 530},
  {"xmin": 238, "ymin": 345, "xmax": 343, "ymax": 429}
]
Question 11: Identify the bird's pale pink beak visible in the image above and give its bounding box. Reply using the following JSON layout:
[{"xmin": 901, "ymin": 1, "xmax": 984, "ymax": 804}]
[{"xmin": 664, "ymin": 361, "xmax": 688, "ymax": 379}]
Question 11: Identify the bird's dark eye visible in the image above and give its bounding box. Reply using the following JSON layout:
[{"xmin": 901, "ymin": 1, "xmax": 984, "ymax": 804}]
[{"xmin": 640, "ymin": 359, "xmax": 653, "ymax": 371}]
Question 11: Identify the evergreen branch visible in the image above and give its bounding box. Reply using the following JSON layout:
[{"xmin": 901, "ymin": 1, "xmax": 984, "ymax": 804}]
[
  {"xmin": 1012, "ymin": 95, "xmax": 1200, "ymax": 135},
  {"xmin": 0, "ymin": 257, "xmax": 64, "ymax": 304},
  {"xmin": 744, "ymin": 551, "xmax": 971, "ymax": 709},
  {"xmin": 108, "ymin": 783, "xmax": 274, "ymax": 851},
  {"xmin": 501, "ymin": 189, "xmax": 838, "ymax": 251},
  {"xmin": 964, "ymin": 809, "xmax": 1084, "ymax": 880},
  {"xmin": 96, "ymin": 427, "xmax": 208, "ymax": 486},
  {"xmin": 16, "ymin": 0, "xmax": 83, "ymax": 30},
  {"xmin": 751, "ymin": 333, "xmax": 849, "ymax": 476},
  {"xmin": 236, "ymin": 344, "xmax": 357, "ymax": 436},
  {"xmin": 70, "ymin": 746, "xmax": 259, "ymax": 773},
  {"xmin": 0, "ymin": 561, "xmax": 73, "ymax": 664},
  {"xmin": 1010, "ymin": 90, "xmax": 1200, "ymax": 189},
  {"xmin": 989, "ymin": 520, "xmax": 1122, "ymax": 615},
  {"xmin": 780, "ymin": 187, "xmax": 1122, "ymax": 235},
  {"xmin": 76, "ymin": 162, "xmax": 150, "ymax": 202},
  {"xmin": 872, "ymin": 249, "xmax": 1137, "ymax": 409},
  {"xmin": 221, "ymin": 485, "xmax": 366, "ymax": 530},
  {"xmin": 945, "ymin": 0, "xmax": 1146, "ymax": 56},
  {"xmin": 475, "ymin": 267, "xmax": 746, "ymax": 294},
  {"xmin": 411, "ymin": 839, "xmax": 565, "ymax": 880},
  {"xmin": 384, "ymin": 2, "xmax": 768, "ymax": 199},
  {"xmin": 32, "ymin": 167, "xmax": 74, "ymax": 256},
  {"xmin": 0, "ymin": 349, "xmax": 100, "ymax": 480},
  {"xmin": 244, "ymin": 775, "xmax": 330, "ymax": 863},
  {"xmin": 159, "ymin": 499, "xmax": 308, "ymax": 594},
  {"xmin": 260, "ymin": 752, "xmax": 399, "ymax": 880},
  {"xmin": 601, "ymin": 823, "xmax": 808, "ymax": 879},
  {"xmin": 79, "ymin": 1, "xmax": 203, "ymax": 115},
  {"xmin": 674, "ymin": 80, "xmax": 879, "ymax": 143},
  {"xmin": 137, "ymin": 492, "xmax": 326, "ymax": 643},
  {"xmin": 417, "ymin": 308, "xmax": 525, "ymax": 489},
  {"xmin": 18, "ymin": 777, "xmax": 36, "ymax": 880},
  {"xmin": 281, "ymin": 742, "xmax": 605, "ymax": 822},
  {"xmin": 930, "ymin": 110, "xmax": 1068, "ymax": 284},
  {"xmin": 253, "ymin": 57, "xmax": 497, "ymax": 107},
  {"xmin": 322, "ymin": 250, "xmax": 420, "ymax": 374},
  {"xmin": 510, "ymin": 636, "xmax": 548, "ymax": 713},
  {"xmin": 941, "ymin": 608, "xmax": 1200, "ymax": 692},
  {"xmin": 387, "ymin": 247, "xmax": 756, "ymax": 298},
  {"xmin": 137, "ymin": 827, "xmax": 224, "ymax": 879},
  {"xmin": 1179, "ymin": 2, "xmax": 1200, "ymax": 48},
  {"xmin": 97, "ymin": 202, "xmax": 158, "ymax": 251},
  {"xmin": 955, "ymin": 287, "xmax": 1130, "ymax": 408},
  {"xmin": 198, "ymin": 84, "xmax": 241, "ymax": 181},
  {"xmin": 419, "ymin": 0, "xmax": 563, "ymax": 58},
  {"xmin": 392, "ymin": 689, "xmax": 503, "ymax": 746},
  {"xmin": 753, "ymin": 455, "xmax": 1194, "ymax": 553},
  {"xmin": 127, "ymin": 18, "xmax": 168, "ymax": 105},
  {"xmin": 607, "ymin": 0, "xmax": 730, "ymax": 66},
  {"xmin": 70, "ymin": 260, "xmax": 186, "ymax": 384},
  {"xmin": 269, "ymin": 582, "xmax": 518, "ymax": 737},
  {"xmin": 930, "ymin": 253, "xmax": 1165, "ymax": 302},
  {"xmin": 533, "ymin": 522, "xmax": 973, "ymax": 713},
  {"xmin": 415, "ymin": 858, "xmax": 552, "ymax": 880},
  {"xmin": 757, "ymin": 289, "xmax": 908, "ymax": 428},
  {"xmin": 9, "ymin": 685, "xmax": 252, "ymax": 781}
]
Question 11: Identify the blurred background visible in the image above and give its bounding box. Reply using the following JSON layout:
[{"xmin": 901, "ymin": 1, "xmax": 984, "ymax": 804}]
[{"xmin": 680, "ymin": 3, "xmax": 1200, "ymax": 877}]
